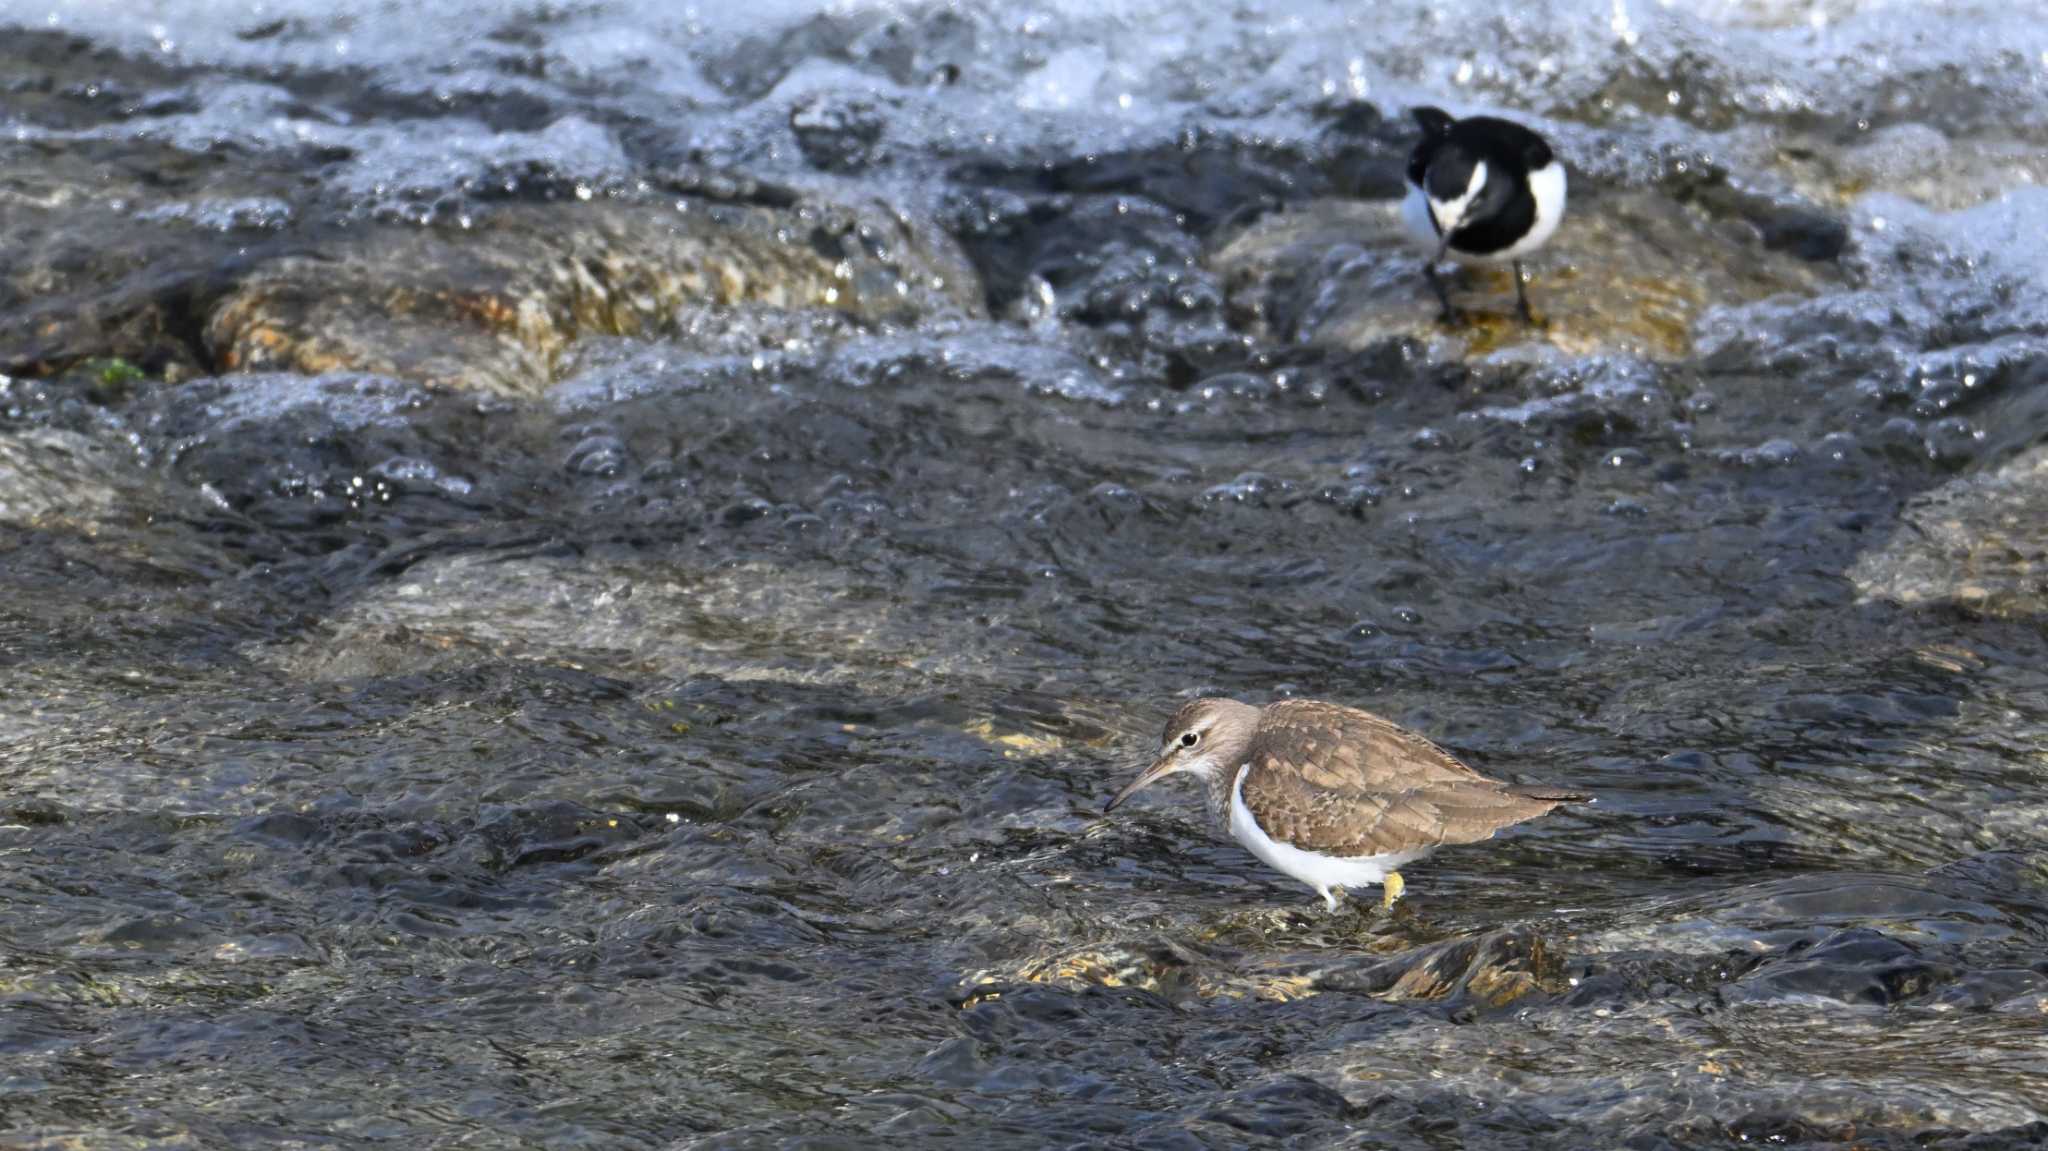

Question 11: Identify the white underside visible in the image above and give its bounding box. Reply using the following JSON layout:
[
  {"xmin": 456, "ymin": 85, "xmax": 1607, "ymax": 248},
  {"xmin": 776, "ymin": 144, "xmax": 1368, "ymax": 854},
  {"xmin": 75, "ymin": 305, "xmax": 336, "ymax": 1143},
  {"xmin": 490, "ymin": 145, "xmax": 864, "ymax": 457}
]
[
  {"xmin": 1399, "ymin": 180, "xmax": 1441, "ymax": 251},
  {"xmin": 1400, "ymin": 160, "xmax": 1567, "ymax": 264},
  {"xmin": 1228, "ymin": 765, "xmax": 1423, "ymax": 910},
  {"xmin": 1499, "ymin": 161, "xmax": 1567, "ymax": 259}
]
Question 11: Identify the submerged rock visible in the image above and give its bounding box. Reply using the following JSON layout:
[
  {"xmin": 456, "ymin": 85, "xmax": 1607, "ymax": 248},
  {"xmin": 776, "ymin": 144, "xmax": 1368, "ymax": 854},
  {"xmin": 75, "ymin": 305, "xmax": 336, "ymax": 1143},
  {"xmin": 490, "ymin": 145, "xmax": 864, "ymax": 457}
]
[
  {"xmin": 204, "ymin": 198, "xmax": 983, "ymax": 396},
  {"xmin": 0, "ymin": 426, "xmax": 127, "ymax": 528},
  {"xmin": 1849, "ymin": 444, "xmax": 2048, "ymax": 617},
  {"xmin": 1320, "ymin": 925, "xmax": 1565, "ymax": 1008},
  {"xmin": 0, "ymin": 140, "xmax": 253, "ymax": 382}
]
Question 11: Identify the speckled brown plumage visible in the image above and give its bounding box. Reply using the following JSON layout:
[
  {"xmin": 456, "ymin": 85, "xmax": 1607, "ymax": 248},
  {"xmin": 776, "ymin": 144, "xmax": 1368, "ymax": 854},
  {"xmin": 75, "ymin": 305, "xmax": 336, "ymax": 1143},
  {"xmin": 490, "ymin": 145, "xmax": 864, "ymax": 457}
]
[{"xmin": 1237, "ymin": 699, "xmax": 1585, "ymax": 858}]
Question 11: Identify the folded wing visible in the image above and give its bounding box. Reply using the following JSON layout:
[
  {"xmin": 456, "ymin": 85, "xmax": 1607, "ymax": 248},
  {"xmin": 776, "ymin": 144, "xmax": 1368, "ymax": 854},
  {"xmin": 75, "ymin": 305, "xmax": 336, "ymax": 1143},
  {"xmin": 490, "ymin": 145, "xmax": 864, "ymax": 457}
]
[{"xmin": 1240, "ymin": 700, "xmax": 1577, "ymax": 858}]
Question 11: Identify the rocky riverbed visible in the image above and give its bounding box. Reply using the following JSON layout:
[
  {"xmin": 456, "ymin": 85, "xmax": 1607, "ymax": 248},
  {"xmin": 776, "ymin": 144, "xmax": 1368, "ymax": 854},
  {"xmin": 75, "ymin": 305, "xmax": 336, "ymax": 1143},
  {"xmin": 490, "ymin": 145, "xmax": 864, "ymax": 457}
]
[{"xmin": 3, "ymin": 2, "xmax": 2048, "ymax": 1147}]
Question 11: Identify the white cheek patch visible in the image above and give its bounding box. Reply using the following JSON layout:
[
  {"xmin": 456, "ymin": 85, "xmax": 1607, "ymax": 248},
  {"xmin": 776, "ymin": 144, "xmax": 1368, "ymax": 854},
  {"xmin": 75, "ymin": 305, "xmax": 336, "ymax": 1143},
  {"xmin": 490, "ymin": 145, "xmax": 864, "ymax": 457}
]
[{"xmin": 1427, "ymin": 159, "xmax": 1488, "ymax": 234}]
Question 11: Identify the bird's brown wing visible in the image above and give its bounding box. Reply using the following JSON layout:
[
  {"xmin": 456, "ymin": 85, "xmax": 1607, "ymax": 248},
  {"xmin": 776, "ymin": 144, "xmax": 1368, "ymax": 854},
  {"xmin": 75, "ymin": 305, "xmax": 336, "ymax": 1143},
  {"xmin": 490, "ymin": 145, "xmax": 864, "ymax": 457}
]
[{"xmin": 1239, "ymin": 700, "xmax": 1570, "ymax": 858}]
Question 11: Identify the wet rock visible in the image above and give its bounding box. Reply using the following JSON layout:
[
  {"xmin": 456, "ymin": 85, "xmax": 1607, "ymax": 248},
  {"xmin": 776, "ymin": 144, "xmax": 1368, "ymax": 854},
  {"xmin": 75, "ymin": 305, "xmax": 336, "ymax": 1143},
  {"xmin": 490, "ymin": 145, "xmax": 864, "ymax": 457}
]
[
  {"xmin": 1717, "ymin": 925, "xmax": 2048, "ymax": 1012},
  {"xmin": 1319, "ymin": 926, "xmax": 1564, "ymax": 1008},
  {"xmin": 992, "ymin": 939, "xmax": 1339, "ymax": 1005},
  {"xmin": 0, "ymin": 55, "xmax": 979, "ymax": 397},
  {"xmin": 703, "ymin": 5, "xmax": 980, "ymax": 101},
  {"xmin": 1004, "ymin": 941, "xmax": 1203, "ymax": 999},
  {"xmin": 1720, "ymin": 927, "xmax": 1952, "ymax": 1007},
  {"xmin": 1749, "ymin": 203, "xmax": 1850, "ymax": 263},
  {"xmin": 1198, "ymin": 1076, "xmax": 1356, "ymax": 1138},
  {"xmin": 789, "ymin": 92, "xmax": 888, "ymax": 172},
  {"xmin": 1927, "ymin": 850, "xmax": 2048, "ymax": 901},
  {"xmin": 937, "ymin": 130, "xmax": 1384, "ymax": 328},
  {"xmin": 1211, "ymin": 188, "xmax": 1843, "ymax": 361},
  {"xmin": 204, "ymin": 197, "xmax": 982, "ymax": 396},
  {"xmin": 669, "ymin": 302, "xmax": 871, "ymax": 359},
  {"xmin": 1670, "ymin": 175, "xmax": 1851, "ymax": 263},
  {"xmin": 1769, "ymin": 120, "xmax": 2048, "ymax": 214},
  {"xmin": 128, "ymin": 371, "xmax": 493, "ymax": 536},
  {"xmin": 951, "ymin": 135, "xmax": 1340, "ymax": 235},
  {"xmin": 0, "ymin": 418, "xmax": 148, "ymax": 530},
  {"xmin": 247, "ymin": 550, "xmax": 972, "ymax": 693},
  {"xmin": 1849, "ymin": 443, "xmax": 2048, "ymax": 617},
  {"xmin": 939, "ymin": 186, "xmax": 1209, "ymax": 323},
  {"xmin": 0, "ymin": 140, "xmax": 256, "ymax": 380}
]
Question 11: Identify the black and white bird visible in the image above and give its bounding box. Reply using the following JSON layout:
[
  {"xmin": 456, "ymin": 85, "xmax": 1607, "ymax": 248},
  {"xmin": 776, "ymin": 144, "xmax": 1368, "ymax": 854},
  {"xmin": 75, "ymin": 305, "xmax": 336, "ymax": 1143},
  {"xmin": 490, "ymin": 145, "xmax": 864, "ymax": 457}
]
[{"xmin": 1401, "ymin": 106, "xmax": 1567, "ymax": 324}]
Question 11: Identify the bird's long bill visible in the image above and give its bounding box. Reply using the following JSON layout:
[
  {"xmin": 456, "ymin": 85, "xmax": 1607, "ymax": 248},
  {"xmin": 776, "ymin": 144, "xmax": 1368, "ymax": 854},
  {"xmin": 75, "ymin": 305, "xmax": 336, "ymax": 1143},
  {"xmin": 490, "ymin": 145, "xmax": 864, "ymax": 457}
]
[{"xmin": 1104, "ymin": 755, "xmax": 1175, "ymax": 813}]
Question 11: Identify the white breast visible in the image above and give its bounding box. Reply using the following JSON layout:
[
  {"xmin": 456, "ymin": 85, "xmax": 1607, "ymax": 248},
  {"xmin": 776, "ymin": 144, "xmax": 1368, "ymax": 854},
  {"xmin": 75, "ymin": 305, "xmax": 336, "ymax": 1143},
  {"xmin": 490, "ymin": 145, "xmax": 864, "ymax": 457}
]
[
  {"xmin": 1400, "ymin": 180, "xmax": 1440, "ymax": 252},
  {"xmin": 1491, "ymin": 160, "xmax": 1567, "ymax": 261},
  {"xmin": 1227, "ymin": 765, "xmax": 1423, "ymax": 909}
]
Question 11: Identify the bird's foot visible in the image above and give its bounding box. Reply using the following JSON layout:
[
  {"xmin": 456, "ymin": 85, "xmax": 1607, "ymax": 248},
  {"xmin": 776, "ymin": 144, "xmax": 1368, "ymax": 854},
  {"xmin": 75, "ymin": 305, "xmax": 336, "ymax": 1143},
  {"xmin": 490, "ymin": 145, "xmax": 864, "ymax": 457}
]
[
  {"xmin": 1511, "ymin": 260, "xmax": 1543, "ymax": 328},
  {"xmin": 1435, "ymin": 305, "xmax": 1465, "ymax": 328},
  {"xmin": 1379, "ymin": 871, "xmax": 1406, "ymax": 912}
]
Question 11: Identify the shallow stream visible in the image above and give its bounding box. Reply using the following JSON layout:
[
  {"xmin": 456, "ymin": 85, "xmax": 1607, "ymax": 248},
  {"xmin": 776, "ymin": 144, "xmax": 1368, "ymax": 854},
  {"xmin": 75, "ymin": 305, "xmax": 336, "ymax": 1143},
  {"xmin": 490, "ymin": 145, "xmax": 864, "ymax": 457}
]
[{"xmin": 4, "ymin": 2, "xmax": 2048, "ymax": 1146}]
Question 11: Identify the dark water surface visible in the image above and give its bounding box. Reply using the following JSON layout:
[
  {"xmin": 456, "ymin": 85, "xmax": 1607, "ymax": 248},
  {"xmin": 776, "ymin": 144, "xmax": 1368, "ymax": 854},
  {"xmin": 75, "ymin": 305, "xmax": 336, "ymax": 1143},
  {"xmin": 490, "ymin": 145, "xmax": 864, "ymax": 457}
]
[{"xmin": 4, "ymin": 2, "xmax": 2048, "ymax": 1147}]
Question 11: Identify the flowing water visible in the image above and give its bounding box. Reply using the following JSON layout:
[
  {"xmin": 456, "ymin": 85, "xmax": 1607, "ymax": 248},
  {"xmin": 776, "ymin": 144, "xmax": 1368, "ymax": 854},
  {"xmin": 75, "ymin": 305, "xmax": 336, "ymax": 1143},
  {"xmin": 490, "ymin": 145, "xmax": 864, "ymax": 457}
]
[{"xmin": 4, "ymin": 1, "xmax": 2048, "ymax": 1147}]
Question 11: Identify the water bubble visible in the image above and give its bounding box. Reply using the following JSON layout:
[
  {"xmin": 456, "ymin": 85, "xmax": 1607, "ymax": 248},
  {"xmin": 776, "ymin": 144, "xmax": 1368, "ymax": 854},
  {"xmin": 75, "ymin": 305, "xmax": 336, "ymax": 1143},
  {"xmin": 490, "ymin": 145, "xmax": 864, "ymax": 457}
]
[
  {"xmin": 1924, "ymin": 418, "xmax": 1980, "ymax": 463},
  {"xmin": 565, "ymin": 434, "xmax": 628, "ymax": 478},
  {"xmin": 1202, "ymin": 473, "xmax": 1279, "ymax": 504}
]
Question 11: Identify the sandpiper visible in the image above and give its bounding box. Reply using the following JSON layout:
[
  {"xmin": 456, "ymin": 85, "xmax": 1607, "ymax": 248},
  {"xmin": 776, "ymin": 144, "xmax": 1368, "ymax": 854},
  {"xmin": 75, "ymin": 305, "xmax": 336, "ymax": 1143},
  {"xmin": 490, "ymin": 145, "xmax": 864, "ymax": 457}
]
[
  {"xmin": 1400, "ymin": 106, "xmax": 1568, "ymax": 324},
  {"xmin": 1105, "ymin": 698, "xmax": 1588, "ymax": 911}
]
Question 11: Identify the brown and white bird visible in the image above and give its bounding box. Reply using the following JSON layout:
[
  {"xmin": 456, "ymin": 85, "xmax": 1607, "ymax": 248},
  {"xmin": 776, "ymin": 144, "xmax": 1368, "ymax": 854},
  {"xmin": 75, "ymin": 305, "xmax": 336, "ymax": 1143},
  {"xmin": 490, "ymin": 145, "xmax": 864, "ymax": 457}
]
[{"xmin": 1105, "ymin": 698, "xmax": 1588, "ymax": 911}]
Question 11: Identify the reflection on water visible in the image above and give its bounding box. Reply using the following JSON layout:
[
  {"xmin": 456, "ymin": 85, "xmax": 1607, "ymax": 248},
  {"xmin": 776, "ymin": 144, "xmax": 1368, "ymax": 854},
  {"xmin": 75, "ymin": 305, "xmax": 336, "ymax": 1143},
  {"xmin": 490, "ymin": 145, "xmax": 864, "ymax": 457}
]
[{"xmin": 4, "ymin": 1, "xmax": 2048, "ymax": 1147}]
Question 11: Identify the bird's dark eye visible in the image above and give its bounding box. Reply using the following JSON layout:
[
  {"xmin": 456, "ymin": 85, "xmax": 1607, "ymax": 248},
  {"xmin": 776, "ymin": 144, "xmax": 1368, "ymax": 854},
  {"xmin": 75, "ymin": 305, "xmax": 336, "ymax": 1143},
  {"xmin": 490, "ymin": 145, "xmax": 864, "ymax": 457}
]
[{"xmin": 1179, "ymin": 731, "xmax": 1200, "ymax": 748}]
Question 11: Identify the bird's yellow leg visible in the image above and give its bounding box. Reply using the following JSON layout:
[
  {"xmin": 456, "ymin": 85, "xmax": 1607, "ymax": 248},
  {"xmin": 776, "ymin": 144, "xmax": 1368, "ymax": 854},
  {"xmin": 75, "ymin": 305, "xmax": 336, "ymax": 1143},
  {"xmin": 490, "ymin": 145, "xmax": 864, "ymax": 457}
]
[{"xmin": 1380, "ymin": 871, "xmax": 1406, "ymax": 911}]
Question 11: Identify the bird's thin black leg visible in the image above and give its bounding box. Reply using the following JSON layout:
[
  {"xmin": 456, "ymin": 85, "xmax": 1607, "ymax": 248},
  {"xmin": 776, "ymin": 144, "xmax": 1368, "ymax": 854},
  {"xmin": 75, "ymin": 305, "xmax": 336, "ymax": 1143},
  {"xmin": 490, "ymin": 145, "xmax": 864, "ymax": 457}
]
[
  {"xmin": 1424, "ymin": 260, "xmax": 1459, "ymax": 325},
  {"xmin": 1513, "ymin": 259, "xmax": 1536, "ymax": 326}
]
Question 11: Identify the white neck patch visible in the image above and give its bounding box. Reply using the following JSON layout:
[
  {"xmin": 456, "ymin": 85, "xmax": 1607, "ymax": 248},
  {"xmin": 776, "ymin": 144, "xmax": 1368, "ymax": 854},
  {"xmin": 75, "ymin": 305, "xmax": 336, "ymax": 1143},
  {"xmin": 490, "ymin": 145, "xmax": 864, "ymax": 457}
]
[{"xmin": 1428, "ymin": 159, "xmax": 1488, "ymax": 235}]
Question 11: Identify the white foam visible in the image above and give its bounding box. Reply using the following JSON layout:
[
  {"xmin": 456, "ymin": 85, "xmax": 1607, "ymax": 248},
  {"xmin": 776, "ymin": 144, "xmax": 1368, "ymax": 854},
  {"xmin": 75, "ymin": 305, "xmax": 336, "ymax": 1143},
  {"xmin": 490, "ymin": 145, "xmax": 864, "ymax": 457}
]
[
  {"xmin": 7, "ymin": 1, "xmax": 2044, "ymax": 237},
  {"xmin": 18, "ymin": 1, "xmax": 2046, "ymax": 158}
]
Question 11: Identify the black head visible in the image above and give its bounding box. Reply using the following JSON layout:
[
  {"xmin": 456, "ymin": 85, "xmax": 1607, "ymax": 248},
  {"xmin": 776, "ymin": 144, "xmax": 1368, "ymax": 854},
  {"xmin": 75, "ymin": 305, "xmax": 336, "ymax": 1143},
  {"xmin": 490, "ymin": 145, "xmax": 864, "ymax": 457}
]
[
  {"xmin": 1422, "ymin": 142, "xmax": 1482, "ymax": 203},
  {"xmin": 1411, "ymin": 106, "xmax": 1455, "ymax": 137}
]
